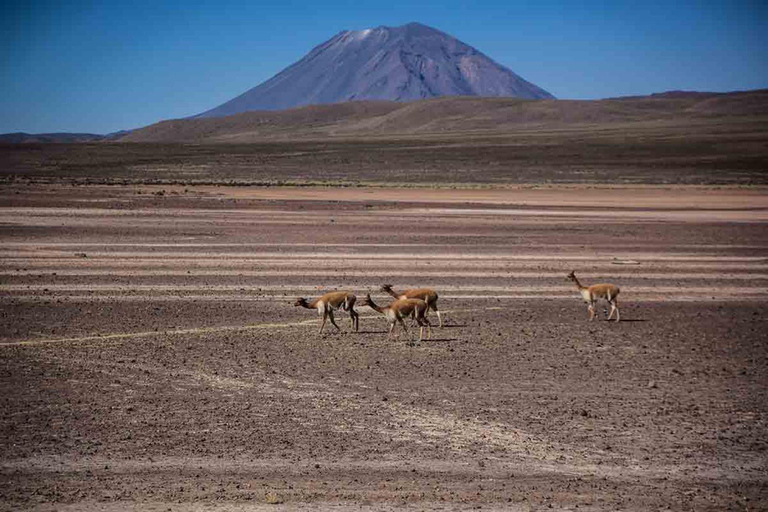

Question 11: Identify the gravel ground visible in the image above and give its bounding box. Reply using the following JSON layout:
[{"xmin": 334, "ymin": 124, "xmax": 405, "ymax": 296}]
[{"xmin": 1, "ymin": 184, "xmax": 767, "ymax": 511}]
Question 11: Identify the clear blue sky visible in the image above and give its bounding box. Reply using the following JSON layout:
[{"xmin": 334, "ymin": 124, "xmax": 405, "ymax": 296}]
[{"xmin": 2, "ymin": 0, "xmax": 767, "ymax": 134}]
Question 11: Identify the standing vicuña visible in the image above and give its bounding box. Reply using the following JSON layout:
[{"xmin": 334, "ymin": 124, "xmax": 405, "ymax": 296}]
[
  {"xmin": 294, "ymin": 291, "xmax": 359, "ymax": 333},
  {"xmin": 380, "ymin": 284, "xmax": 442, "ymax": 327},
  {"xmin": 566, "ymin": 271, "xmax": 620, "ymax": 322},
  {"xmin": 362, "ymin": 294, "xmax": 432, "ymax": 344}
]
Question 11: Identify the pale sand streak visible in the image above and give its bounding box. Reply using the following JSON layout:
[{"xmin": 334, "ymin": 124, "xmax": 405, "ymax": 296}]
[
  {"xmin": 2, "ymin": 242, "xmax": 767, "ymax": 249},
  {"xmin": 3, "ymin": 284, "xmax": 767, "ymax": 294},
  {"xmin": 0, "ymin": 218, "xmax": 665, "ymax": 229},
  {"xmin": 4, "ymin": 261, "xmax": 767, "ymax": 271},
  {"xmin": 5, "ymin": 185, "xmax": 768, "ymax": 208},
  {"xmin": 3, "ymin": 204, "xmax": 767, "ymax": 222},
  {"xmin": 2, "ymin": 252, "xmax": 766, "ymax": 261},
  {"xmin": 5, "ymin": 205, "xmax": 768, "ymax": 215},
  {"xmin": 403, "ymin": 208, "xmax": 768, "ymax": 222},
  {"xmin": 2, "ymin": 270, "xmax": 766, "ymax": 279}
]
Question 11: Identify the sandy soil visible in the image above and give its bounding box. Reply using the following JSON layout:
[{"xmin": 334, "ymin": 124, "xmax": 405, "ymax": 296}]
[{"xmin": 1, "ymin": 184, "xmax": 767, "ymax": 511}]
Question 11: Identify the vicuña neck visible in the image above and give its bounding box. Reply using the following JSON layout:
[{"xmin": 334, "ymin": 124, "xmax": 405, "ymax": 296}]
[
  {"xmin": 367, "ymin": 299, "xmax": 386, "ymax": 313},
  {"xmin": 383, "ymin": 287, "xmax": 400, "ymax": 298},
  {"xmin": 302, "ymin": 298, "xmax": 319, "ymax": 309}
]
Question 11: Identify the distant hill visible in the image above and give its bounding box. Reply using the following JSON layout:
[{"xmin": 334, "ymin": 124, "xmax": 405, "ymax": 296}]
[
  {"xmin": 196, "ymin": 22, "xmax": 554, "ymax": 118},
  {"xmin": 6, "ymin": 90, "xmax": 765, "ymax": 145},
  {"xmin": 118, "ymin": 89, "xmax": 768, "ymax": 143},
  {"xmin": 0, "ymin": 130, "xmax": 131, "ymax": 144},
  {"xmin": 0, "ymin": 132, "xmax": 106, "ymax": 143}
]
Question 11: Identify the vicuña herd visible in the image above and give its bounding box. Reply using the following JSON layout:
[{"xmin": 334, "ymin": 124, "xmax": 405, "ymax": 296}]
[
  {"xmin": 294, "ymin": 285, "xmax": 439, "ymax": 344},
  {"xmin": 295, "ymin": 273, "xmax": 621, "ymax": 342}
]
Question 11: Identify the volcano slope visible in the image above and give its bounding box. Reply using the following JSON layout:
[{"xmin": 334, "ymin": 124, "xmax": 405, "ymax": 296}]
[{"xmin": 1, "ymin": 183, "xmax": 767, "ymax": 511}]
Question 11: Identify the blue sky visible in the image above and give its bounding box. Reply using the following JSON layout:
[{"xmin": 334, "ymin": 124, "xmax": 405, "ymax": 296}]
[{"xmin": 2, "ymin": 0, "xmax": 767, "ymax": 134}]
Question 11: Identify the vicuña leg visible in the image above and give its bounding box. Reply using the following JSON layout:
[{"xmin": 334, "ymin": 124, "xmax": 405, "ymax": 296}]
[
  {"xmin": 608, "ymin": 299, "xmax": 620, "ymax": 322},
  {"xmin": 431, "ymin": 304, "xmax": 442, "ymax": 328},
  {"xmin": 318, "ymin": 310, "xmax": 328, "ymax": 334},
  {"xmin": 418, "ymin": 316, "xmax": 432, "ymax": 342},
  {"xmin": 327, "ymin": 309, "xmax": 341, "ymax": 332},
  {"xmin": 397, "ymin": 317, "xmax": 409, "ymax": 335}
]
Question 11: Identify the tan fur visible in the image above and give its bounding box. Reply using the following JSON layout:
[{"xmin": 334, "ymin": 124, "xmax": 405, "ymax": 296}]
[
  {"xmin": 380, "ymin": 284, "xmax": 442, "ymax": 327},
  {"xmin": 362, "ymin": 294, "xmax": 432, "ymax": 344},
  {"xmin": 294, "ymin": 291, "xmax": 359, "ymax": 333},
  {"xmin": 567, "ymin": 271, "xmax": 621, "ymax": 322}
]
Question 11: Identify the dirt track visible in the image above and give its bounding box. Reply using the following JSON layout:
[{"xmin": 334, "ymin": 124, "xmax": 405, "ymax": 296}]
[{"xmin": 1, "ymin": 184, "xmax": 767, "ymax": 511}]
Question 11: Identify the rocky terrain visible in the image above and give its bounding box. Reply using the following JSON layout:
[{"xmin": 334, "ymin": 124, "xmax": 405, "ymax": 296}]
[{"xmin": 1, "ymin": 183, "xmax": 766, "ymax": 510}]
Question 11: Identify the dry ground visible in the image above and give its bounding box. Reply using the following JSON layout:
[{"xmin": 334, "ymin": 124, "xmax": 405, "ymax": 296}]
[{"xmin": 1, "ymin": 183, "xmax": 767, "ymax": 511}]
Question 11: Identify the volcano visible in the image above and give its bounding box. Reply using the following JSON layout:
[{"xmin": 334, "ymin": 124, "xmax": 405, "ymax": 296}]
[{"xmin": 196, "ymin": 22, "xmax": 554, "ymax": 117}]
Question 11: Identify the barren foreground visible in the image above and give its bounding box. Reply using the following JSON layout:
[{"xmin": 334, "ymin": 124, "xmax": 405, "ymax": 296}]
[{"xmin": 1, "ymin": 184, "xmax": 767, "ymax": 511}]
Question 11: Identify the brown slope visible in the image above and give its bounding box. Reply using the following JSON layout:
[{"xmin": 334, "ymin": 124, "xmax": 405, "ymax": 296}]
[
  {"xmin": 121, "ymin": 101, "xmax": 402, "ymax": 143},
  {"xmin": 684, "ymin": 90, "xmax": 768, "ymax": 116},
  {"xmin": 119, "ymin": 90, "xmax": 768, "ymax": 143}
]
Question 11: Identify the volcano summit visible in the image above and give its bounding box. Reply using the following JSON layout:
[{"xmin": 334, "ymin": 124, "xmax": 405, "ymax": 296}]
[{"xmin": 197, "ymin": 22, "xmax": 554, "ymax": 117}]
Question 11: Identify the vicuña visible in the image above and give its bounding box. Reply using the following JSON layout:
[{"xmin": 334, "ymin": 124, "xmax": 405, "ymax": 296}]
[
  {"xmin": 380, "ymin": 284, "xmax": 442, "ymax": 327},
  {"xmin": 566, "ymin": 271, "xmax": 621, "ymax": 322},
  {"xmin": 294, "ymin": 291, "xmax": 359, "ymax": 333},
  {"xmin": 362, "ymin": 293, "xmax": 432, "ymax": 344}
]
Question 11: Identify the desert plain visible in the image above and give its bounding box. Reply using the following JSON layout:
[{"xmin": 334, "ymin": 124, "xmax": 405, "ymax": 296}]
[{"xmin": 1, "ymin": 114, "xmax": 768, "ymax": 511}]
